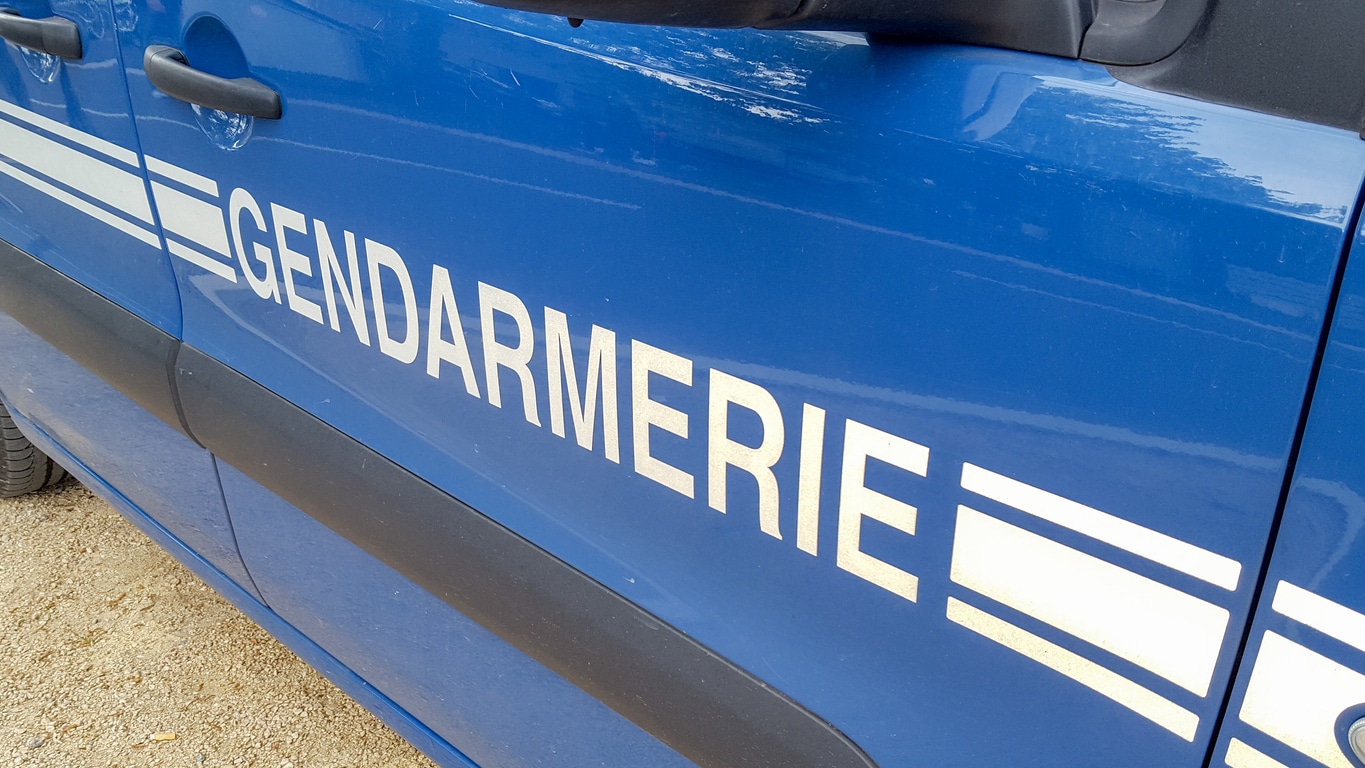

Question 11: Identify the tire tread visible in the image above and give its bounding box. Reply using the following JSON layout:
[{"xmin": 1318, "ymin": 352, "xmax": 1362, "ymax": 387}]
[{"xmin": 0, "ymin": 402, "xmax": 67, "ymax": 498}]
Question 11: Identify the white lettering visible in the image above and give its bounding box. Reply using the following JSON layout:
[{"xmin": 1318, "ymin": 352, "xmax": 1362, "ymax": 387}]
[
  {"xmin": 271, "ymin": 203, "xmax": 323, "ymax": 325},
  {"xmin": 315, "ymin": 220, "xmax": 370, "ymax": 346},
  {"xmin": 707, "ymin": 369, "xmax": 784, "ymax": 539},
  {"xmin": 366, "ymin": 239, "xmax": 419, "ymax": 364},
  {"xmin": 426, "ymin": 265, "xmax": 480, "ymax": 397},
  {"xmin": 545, "ymin": 307, "xmax": 618, "ymax": 462},
  {"xmin": 796, "ymin": 403, "xmax": 826, "ymax": 555},
  {"xmin": 478, "ymin": 282, "xmax": 541, "ymax": 426},
  {"xmin": 837, "ymin": 419, "xmax": 928, "ymax": 602},
  {"xmin": 631, "ymin": 340, "xmax": 694, "ymax": 498},
  {"xmin": 229, "ymin": 188, "xmax": 279, "ymax": 303}
]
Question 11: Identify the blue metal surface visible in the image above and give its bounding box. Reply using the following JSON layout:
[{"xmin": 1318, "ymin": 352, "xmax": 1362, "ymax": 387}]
[
  {"xmin": 0, "ymin": 0, "xmax": 180, "ymax": 335},
  {"xmin": 1209, "ymin": 214, "xmax": 1365, "ymax": 768},
  {"xmin": 218, "ymin": 460, "xmax": 694, "ymax": 768},
  {"xmin": 106, "ymin": 2, "xmax": 1365, "ymax": 765},
  {"xmin": 0, "ymin": 1, "xmax": 256, "ymax": 600},
  {"xmin": 0, "ymin": 306, "xmax": 259, "ymax": 598},
  {"xmin": 0, "ymin": 395, "xmax": 476, "ymax": 768}
]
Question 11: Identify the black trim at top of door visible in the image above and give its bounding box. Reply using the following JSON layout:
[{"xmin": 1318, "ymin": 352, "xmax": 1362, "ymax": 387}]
[
  {"xmin": 0, "ymin": 238, "xmax": 193, "ymax": 440},
  {"xmin": 0, "ymin": 238, "xmax": 876, "ymax": 768},
  {"xmin": 175, "ymin": 343, "xmax": 878, "ymax": 768},
  {"xmin": 1107, "ymin": 0, "xmax": 1365, "ymax": 132}
]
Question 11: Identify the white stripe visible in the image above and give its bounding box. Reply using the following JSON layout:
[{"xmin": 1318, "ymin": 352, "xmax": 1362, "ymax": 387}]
[
  {"xmin": 1239, "ymin": 631, "xmax": 1365, "ymax": 768},
  {"xmin": 151, "ymin": 182, "xmax": 231, "ymax": 257},
  {"xmin": 1225, "ymin": 738, "xmax": 1291, "ymax": 768},
  {"xmin": 1273, "ymin": 581, "xmax": 1365, "ymax": 654},
  {"xmin": 145, "ymin": 155, "xmax": 219, "ymax": 197},
  {"xmin": 950, "ymin": 506, "xmax": 1229, "ymax": 696},
  {"xmin": 946, "ymin": 597, "xmax": 1199, "ymax": 741},
  {"xmin": 166, "ymin": 238, "xmax": 237, "ymax": 283},
  {"xmin": 0, "ymin": 117, "xmax": 153, "ymax": 224},
  {"xmin": 0, "ymin": 98, "xmax": 139, "ymax": 167},
  {"xmin": 961, "ymin": 463, "xmax": 1242, "ymax": 591},
  {"xmin": 0, "ymin": 159, "xmax": 159, "ymax": 247}
]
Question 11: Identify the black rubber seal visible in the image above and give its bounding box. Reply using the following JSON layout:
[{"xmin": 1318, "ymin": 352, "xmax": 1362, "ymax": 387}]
[
  {"xmin": 173, "ymin": 344, "xmax": 878, "ymax": 768},
  {"xmin": 0, "ymin": 239, "xmax": 193, "ymax": 440}
]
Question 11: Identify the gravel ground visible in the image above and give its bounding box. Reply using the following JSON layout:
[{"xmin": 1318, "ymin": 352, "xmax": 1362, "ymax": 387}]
[{"xmin": 0, "ymin": 480, "xmax": 440, "ymax": 768}]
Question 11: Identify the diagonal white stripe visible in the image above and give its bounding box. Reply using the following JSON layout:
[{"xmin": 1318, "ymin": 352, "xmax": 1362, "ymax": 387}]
[
  {"xmin": 167, "ymin": 238, "xmax": 237, "ymax": 283},
  {"xmin": 1239, "ymin": 632, "xmax": 1365, "ymax": 768},
  {"xmin": 1225, "ymin": 738, "xmax": 1291, "ymax": 768},
  {"xmin": 0, "ymin": 159, "xmax": 159, "ymax": 247},
  {"xmin": 0, "ymin": 116, "xmax": 153, "ymax": 224},
  {"xmin": 0, "ymin": 98, "xmax": 139, "ymax": 167},
  {"xmin": 947, "ymin": 597, "xmax": 1199, "ymax": 741},
  {"xmin": 1272, "ymin": 581, "xmax": 1365, "ymax": 654},
  {"xmin": 145, "ymin": 155, "xmax": 219, "ymax": 197},
  {"xmin": 951, "ymin": 506, "xmax": 1229, "ymax": 696},
  {"xmin": 961, "ymin": 463, "xmax": 1242, "ymax": 591},
  {"xmin": 151, "ymin": 182, "xmax": 231, "ymax": 257}
]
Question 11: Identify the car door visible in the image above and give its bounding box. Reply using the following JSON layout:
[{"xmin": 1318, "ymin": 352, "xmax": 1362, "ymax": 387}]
[
  {"xmin": 0, "ymin": 0, "xmax": 254, "ymax": 594},
  {"xmin": 1208, "ymin": 219, "xmax": 1365, "ymax": 768},
  {"xmin": 110, "ymin": 1, "xmax": 1365, "ymax": 766}
]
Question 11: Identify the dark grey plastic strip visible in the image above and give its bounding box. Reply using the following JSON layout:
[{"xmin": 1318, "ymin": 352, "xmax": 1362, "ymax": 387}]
[
  {"xmin": 143, "ymin": 46, "xmax": 282, "ymax": 120},
  {"xmin": 0, "ymin": 239, "xmax": 192, "ymax": 439},
  {"xmin": 174, "ymin": 344, "xmax": 878, "ymax": 768},
  {"xmin": 0, "ymin": 11, "xmax": 82, "ymax": 60},
  {"xmin": 473, "ymin": 0, "xmax": 1092, "ymax": 57}
]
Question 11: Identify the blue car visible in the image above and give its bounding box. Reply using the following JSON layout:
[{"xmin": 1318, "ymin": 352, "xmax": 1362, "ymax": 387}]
[{"xmin": 2, "ymin": 0, "xmax": 1365, "ymax": 765}]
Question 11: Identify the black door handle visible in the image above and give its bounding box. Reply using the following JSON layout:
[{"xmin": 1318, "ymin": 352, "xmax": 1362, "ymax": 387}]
[
  {"xmin": 0, "ymin": 10, "xmax": 81, "ymax": 60},
  {"xmin": 144, "ymin": 45, "xmax": 281, "ymax": 120}
]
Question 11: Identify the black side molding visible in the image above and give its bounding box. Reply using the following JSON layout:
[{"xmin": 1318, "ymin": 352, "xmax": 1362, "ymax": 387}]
[
  {"xmin": 478, "ymin": 0, "xmax": 1092, "ymax": 56},
  {"xmin": 0, "ymin": 239, "xmax": 192, "ymax": 440},
  {"xmin": 174, "ymin": 345, "xmax": 878, "ymax": 768},
  {"xmin": 0, "ymin": 237, "xmax": 874, "ymax": 766}
]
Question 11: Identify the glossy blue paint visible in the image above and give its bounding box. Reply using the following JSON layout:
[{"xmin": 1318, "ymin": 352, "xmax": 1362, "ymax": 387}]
[
  {"xmin": 110, "ymin": 1, "xmax": 1365, "ymax": 765},
  {"xmin": 0, "ymin": 307, "xmax": 259, "ymax": 598},
  {"xmin": 218, "ymin": 461, "xmax": 694, "ymax": 768},
  {"xmin": 1209, "ymin": 214, "xmax": 1365, "ymax": 768},
  {"xmin": 0, "ymin": 398, "xmax": 476, "ymax": 768},
  {"xmin": 0, "ymin": 0, "xmax": 180, "ymax": 335}
]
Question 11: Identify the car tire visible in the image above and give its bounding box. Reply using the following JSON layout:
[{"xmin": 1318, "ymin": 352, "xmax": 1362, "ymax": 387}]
[{"xmin": 0, "ymin": 400, "xmax": 67, "ymax": 497}]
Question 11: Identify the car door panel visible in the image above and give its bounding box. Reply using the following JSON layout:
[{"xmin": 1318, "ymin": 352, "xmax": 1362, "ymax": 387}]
[
  {"xmin": 0, "ymin": 0, "xmax": 179, "ymax": 334},
  {"xmin": 0, "ymin": 0, "xmax": 254, "ymax": 594},
  {"xmin": 109, "ymin": 2, "xmax": 1365, "ymax": 765},
  {"xmin": 1209, "ymin": 218, "xmax": 1365, "ymax": 768},
  {"xmin": 216, "ymin": 459, "xmax": 696, "ymax": 768}
]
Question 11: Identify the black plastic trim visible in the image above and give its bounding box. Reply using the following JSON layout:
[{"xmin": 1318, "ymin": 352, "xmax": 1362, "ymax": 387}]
[
  {"xmin": 0, "ymin": 239, "xmax": 193, "ymax": 440},
  {"xmin": 1107, "ymin": 0, "xmax": 1365, "ymax": 132},
  {"xmin": 475, "ymin": 0, "xmax": 1091, "ymax": 57},
  {"xmin": 144, "ymin": 45, "xmax": 282, "ymax": 120},
  {"xmin": 0, "ymin": 10, "xmax": 82, "ymax": 60},
  {"xmin": 1079, "ymin": 0, "xmax": 1207, "ymax": 65},
  {"xmin": 173, "ymin": 345, "xmax": 878, "ymax": 768}
]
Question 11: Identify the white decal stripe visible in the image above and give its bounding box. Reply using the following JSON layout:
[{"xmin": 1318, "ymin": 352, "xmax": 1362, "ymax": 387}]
[
  {"xmin": 1225, "ymin": 738, "xmax": 1291, "ymax": 768},
  {"xmin": 0, "ymin": 98, "xmax": 139, "ymax": 167},
  {"xmin": 167, "ymin": 238, "xmax": 237, "ymax": 283},
  {"xmin": 1239, "ymin": 632, "xmax": 1365, "ymax": 768},
  {"xmin": 950, "ymin": 506, "xmax": 1229, "ymax": 696},
  {"xmin": 145, "ymin": 155, "xmax": 219, "ymax": 197},
  {"xmin": 151, "ymin": 182, "xmax": 231, "ymax": 257},
  {"xmin": 946, "ymin": 597, "xmax": 1199, "ymax": 741},
  {"xmin": 960, "ymin": 463, "xmax": 1241, "ymax": 591},
  {"xmin": 1273, "ymin": 581, "xmax": 1365, "ymax": 654},
  {"xmin": 0, "ymin": 117, "xmax": 154, "ymax": 224},
  {"xmin": 0, "ymin": 159, "xmax": 159, "ymax": 248}
]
